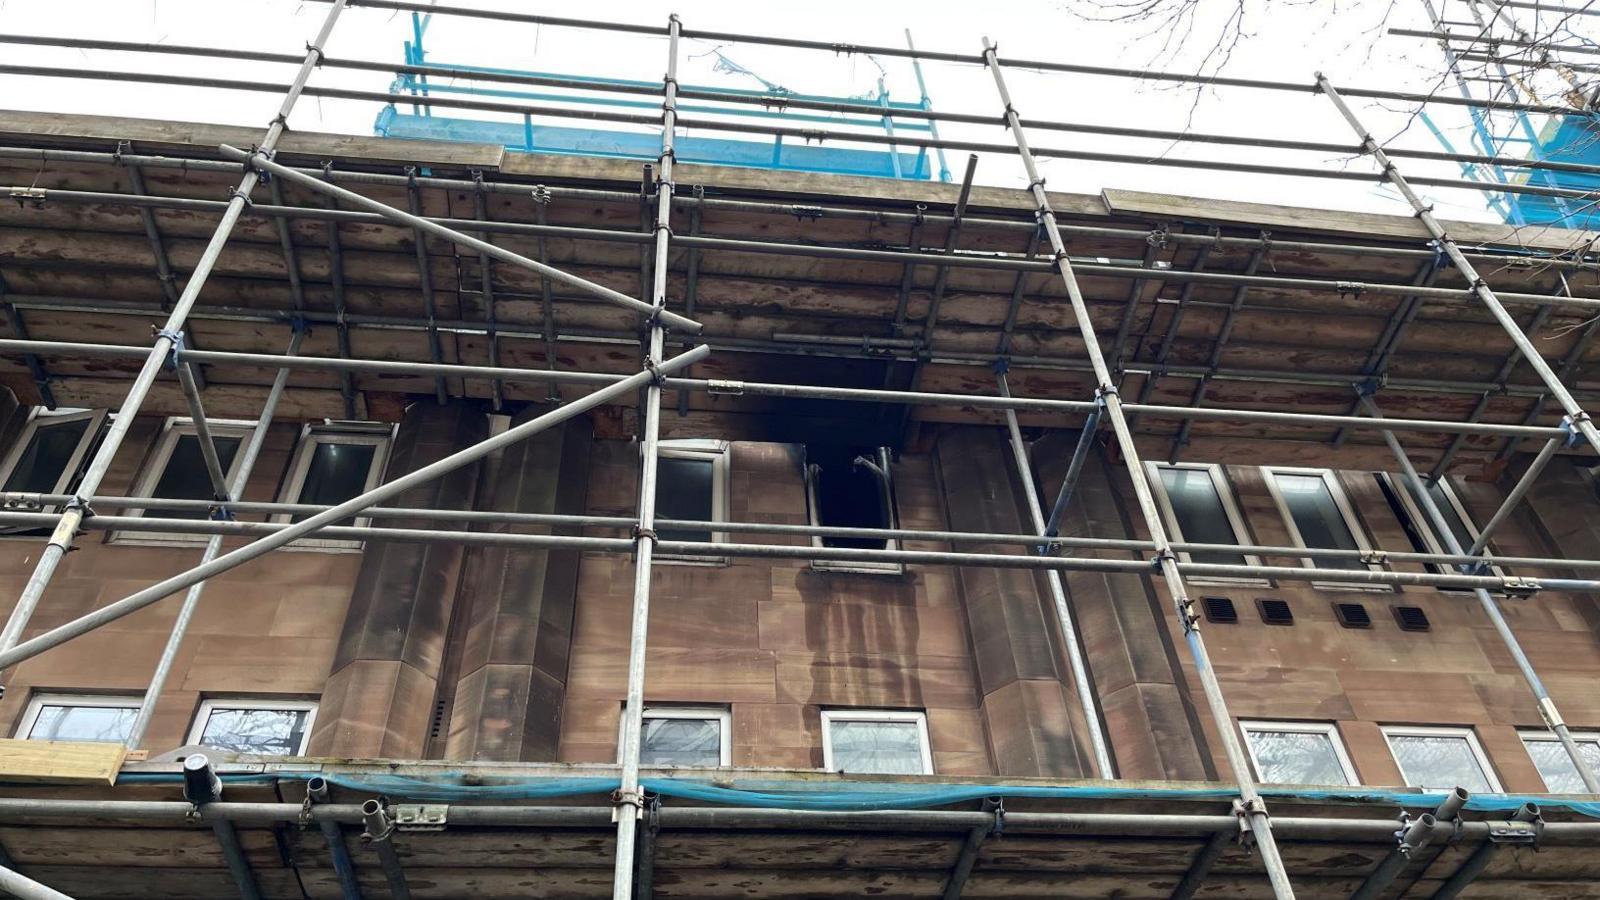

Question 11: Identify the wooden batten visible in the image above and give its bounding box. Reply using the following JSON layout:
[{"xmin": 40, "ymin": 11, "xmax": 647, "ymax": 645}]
[{"xmin": 0, "ymin": 738, "xmax": 126, "ymax": 784}]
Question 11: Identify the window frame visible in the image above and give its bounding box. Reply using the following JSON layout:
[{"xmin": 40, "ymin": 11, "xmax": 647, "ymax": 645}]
[
  {"xmin": 16, "ymin": 692, "xmax": 140, "ymax": 743},
  {"xmin": 1380, "ymin": 724, "xmax": 1503, "ymax": 792},
  {"xmin": 806, "ymin": 446, "xmax": 903, "ymax": 575},
  {"xmin": 116, "ymin": 416, "xmax": 258, "ymax": 545},
  {"xmin": 1383, "ymin": 473, "xmax": 1505, "ymax": 580},
  {"xmin": 654, "ymin": 439, "xmax": 730, "ymax": 565},
  {"xmin": 617, "ymin": 704, "xmax": 732, "ymax": 768},
  {"xmin": 1147, "ymin": 462, "xmax": 1265, "ymax": 585},
  {"xmin": 271, "ymin": 422, "xmax": 395, "ymax": 551},
  {"xmin": 1239, "ymin": 719, "xmax": 1360, "ymax": 786},
  {"xmin": 1261, "ymin": 466, "xmax": 1383, "ymax": 591},
  {"xmin": 0, "ymin": 407, "xmax": 107, "ymax": 509},
  {"xmin": 1518, "ymin": 729, "xmax": 1600, "ymax": 793},
  {"xmin": 820, "ymin": 708, "xmax": 934, "ymax": 775},
  {"xmin": 185, "ymin": 697, "xmax": 318, "ymax": 756}
]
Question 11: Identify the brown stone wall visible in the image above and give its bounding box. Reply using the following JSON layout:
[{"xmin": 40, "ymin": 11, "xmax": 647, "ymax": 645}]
[
  {"xmin": 558, "ymin": 439, "xmax": 991, "ymax": 775},
  {"xmin": 0, "ymin": 413, "xmax": 359, "ymax": 752}
]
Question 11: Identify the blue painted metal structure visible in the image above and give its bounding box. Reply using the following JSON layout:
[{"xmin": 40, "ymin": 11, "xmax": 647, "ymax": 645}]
[{"xmin": 374, "ymin": 12, "xmax": 949, "ymax": 181}]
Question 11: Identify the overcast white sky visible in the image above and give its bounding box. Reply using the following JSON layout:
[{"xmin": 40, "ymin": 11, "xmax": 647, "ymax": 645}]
[{"xmin": 0, "ymin": 0, "xmax": 1587, "ymax": 223}]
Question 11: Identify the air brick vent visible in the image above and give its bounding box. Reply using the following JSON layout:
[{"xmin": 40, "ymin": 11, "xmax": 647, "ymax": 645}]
[
  {"xmin": 1202, "ymin": 597, "xmax": 1238, "ymax": 624},
  {"xmin": 1256, "ymin": 598, "xmax": 1294, "ymax": 626},
  {"xmin": 1333, "ymin": 602, "xmax": 1372, "ymax": 629},
  {"xmin": 1393, "ymin": 605, "xmax": 1431, "ymax": 632}
]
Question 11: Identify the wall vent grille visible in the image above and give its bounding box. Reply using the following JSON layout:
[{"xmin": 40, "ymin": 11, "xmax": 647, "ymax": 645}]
[
  {"xmin": 1256, "ymin": 598, "xmax": 1294, "ymax": 626},
  {"xmin": 1333, "ymin": 602, "xmax": 1372, "ymax": 629},
  {"xmin": 1202, "ymin": 597, "xmax": 1238, "ymax": 624},
  {"xmin": 1393, "ymin": 605, "xmax": 1431, "ymax": 632}
]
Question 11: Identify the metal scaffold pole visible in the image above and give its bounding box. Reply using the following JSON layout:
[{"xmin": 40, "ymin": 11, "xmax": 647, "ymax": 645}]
[
  {"xmin": 123, "ymin": 329, "xmax": 306, "ymax": 750},
  {"xmin": 982, "ymin": 39, "xmax": 1297, "ymax": 900},
  {"xmin": 0, "ymin": 0, "xmax": 352, "ymax": 660},
  {"xmin": 612, "ymin": 15, "xmax": 682, "ymax": 900},
  {"xmin": 1358, "ymin": 392, "xmax": 1600, "ymax": 793}
]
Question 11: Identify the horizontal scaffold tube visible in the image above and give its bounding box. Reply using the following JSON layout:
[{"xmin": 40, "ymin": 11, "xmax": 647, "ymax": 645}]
[
  {"xmin": 1, "ymin": 144, "xmax": 1595, "ymax": 276},
  {"xmin": 0, "ymin": 511, "xmax": 1585, "ymax": 592},
  {"xmin": 4, "ymin": 493, "xmax": 1596, "ymax": 573},
  {"xmin": 0, "ymin": 338, "xmax": 1575, "ymax": 439}
]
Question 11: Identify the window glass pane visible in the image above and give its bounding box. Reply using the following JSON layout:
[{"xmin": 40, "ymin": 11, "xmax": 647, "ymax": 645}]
[
  {"xmin": 196, "ymin": 707, "xmax": 311, "ymax": 756},
  {"xmin": 3, "ymin": 418, "xmax": 90, "ymax": 493},
  {"xmin": 1273, "ymin": 473, "xmax": 1364, "ymax": 570},
  {"xmin": 1389, "ymin": 734, "xmax": 1495, "ymax": 792},
  {"xmin": 1426, "ymin": 480, "xmax": 1476, "ymax": 552},
  {"xmin": 639, "ymin": 716, "xmax": 721, "ymax": 767},
  {"xmin": 828, "ymin": 720, "xmax": 925, "ymax": 774},
  {"xmin": 1247, "ymin": 728, "xmax": 1351, "ymax": 785},
  {"xmin": 809, "ymin": 445, "xmax": 892, "ymax": 550},
  {"xmin": 656, "ymin": 456, "xmax": 715, "ymax": 542},
  {"xmin": 27, "ymin": 703, "xmax": 136, "ymax": 743},
  {"xmin": 1158, "ymin": 468, "xmax": 1246, "ymax": 566},
  {"xmin": 151, "ymin": 434, "xmax": 242, "ymax": 519},
  {"xmin": 291, "ymin": 441, "xmax": 377, "ymax": 524},
  {"xmin": 1525, "ymin": 738, "xmax": 1600, "ymax": 793}
]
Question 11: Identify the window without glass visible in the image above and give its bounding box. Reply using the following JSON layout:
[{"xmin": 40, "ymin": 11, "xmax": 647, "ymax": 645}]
[
  {"xmin": 1240, "ymin": 721, "xmax": 1358, "ymax": 786},
  {"xmin": 654, "ymin": 440, "xmax": 728, "ymax": 558},
  {"xmin": 1382, "ymin": 726, "xmax": 1501, "ymax": 792},
  {"xmin": 621, "ymin": 706, "xmax": 731, "ymax": 768},
  {"xmin": 187, "ymin": 699, "xmax": 316, "ymax": 756},
  {"xmin": 1263, "ymin": 468, "xmax": 1372, "ymax": 573},
  {"xmin": 1148, "ymin": 463, "xmax": 1259, "ymax": 573},
  {"xmin": 273, "ymin": 424, "xmax": 392, "ymax": 548},
  {"xmin": 1380, "ymin": 474, "xmax": 1503, "ymax": 579},
  {"xmin": 1521, "ymin": 731, "xmax": 1600, "ymax": 793},
  {"xmin": 121, "ymin": 418, "xmax": 255, "ymax": 542},
  {"xmin": 17, "ymin": 694, "xmax": 138, "ymax": 743},
  {"xmin": 806, "ymin": 445, "xmax": 900, "ymax": 572},
  {"xmin": 821, "ymin": 709, "xmax": 933, "ymax": 775}
]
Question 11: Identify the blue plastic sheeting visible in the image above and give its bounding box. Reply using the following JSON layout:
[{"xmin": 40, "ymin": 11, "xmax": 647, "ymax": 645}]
[
  {"xmin": 109, "ymin": 772, "xmax": 1600, "ymax": 819},
  {"xmin": 1510, "ymin": 113, "xmax": 1600, "ymax": 230},
  {"xmin": 376, "ymin": 112, "xmax": 932, "ymax": 180}
]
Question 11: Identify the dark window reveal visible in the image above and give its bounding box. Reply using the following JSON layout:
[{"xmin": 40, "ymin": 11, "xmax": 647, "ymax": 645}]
[
  {"xmin": 656, "ymin": 454, "xmax": 717, "ymax": 543},
  {"xmin": 152, "ymin": 434, "xmax": 242, "ymax": 518},
  {"xmin": 806, "ymin": 445, "xmax": 895, "ymax": 550},
  {"xmin": 2, "ymin": 416, "xmax": 91, "ymax": 494},
  {"xmin": 291, "ymin": 441, "xmax": 378, "ymax": 524}
]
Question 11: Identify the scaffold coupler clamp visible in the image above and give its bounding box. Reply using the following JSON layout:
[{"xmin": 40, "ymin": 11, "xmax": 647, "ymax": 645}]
[
  {"xmin": 983, "ymin": 796, "xmax": 1005, "ymax": 837},
  {"xmin": 155, "ymin": 328, "xmax": 185, "ymax": 371},
  {"xmin": 530, "ymin": 183, "xmax": 552, "ymax": 205},
  {"xmin": 644, "ymin": 794, "xmax": 662, "ymax": 835},
  {"xmin": 991, "ymin": 358, "xmax": 1009, "ymax": 376},
  {"xmin": 1393, "ymin": 811, "xmax": 1415, "ymax": 856},
  {"xmin": 210, "ymin": 500, "xmax": 236, "ymax": 523},
  {"xmin": 1233, "ymin": 796, "xmax": 1266, "ymax": 847},
  {"xmin": 1148, "ymin": 224, "xmax": 1171, "ymax": 250},
  {"xmin": 1354, "ymin": 377, "xmax": 1382, "ymax": 399},
  {"xmin": 1561, "ymin": 412, "xmax": 1592, "ymax": 449},
  {"xmin": 612, "ymin": 786, "xmax": 646, "ymax": 822},
  {"xmin": 1176, "ymin": 593, "xmax": 1200, "ymax": 635},
  {"xmin": 241, "ymin": 144, "xmax": 273, "ymax": 182}
]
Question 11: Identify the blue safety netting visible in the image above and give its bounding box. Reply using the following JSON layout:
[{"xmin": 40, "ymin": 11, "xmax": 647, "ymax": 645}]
[{"xmin": 109, "ymin": 771, "xmax": 1600, "ymax": 819}]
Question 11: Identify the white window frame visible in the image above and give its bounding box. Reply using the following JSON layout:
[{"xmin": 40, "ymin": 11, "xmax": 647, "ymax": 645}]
[
  {"xmin": 1518, "ymin": 729, "xmax": 1600, "ymax": 792},
  {"xmin": 1239, "ymin": 719, "xmax": 1360, "ymax": 786},
  {"xmin": 1383, "ymin": 473, "xmax": 1505, "ymax": 580},
  {"xmin": 1381, "ymin": 725, "xmax": 1503, "ymax": 792},
  {"xmin": 116, "ymin": 416, "xmax": 257, "ymax": 545},
  {"xmin": 1147, "ymin": 462, "xmax": 1265, "ymax": 585},
  {"xmin": 806, "ymin": 446, "xmax": 902, "ymax": 575},
  {"xmin": 186, "ymin": 697, "xmax": 318, "ymax": 755},
  {"xmin": 821, "ymin": 708, "xmax": 934, "ymax": 775},
  {"xmin": 617, "ymin": 705, "xmax": 732, "ymax": 768},
  {"xmin": 654, "ymin": 439, "xmax": 729, "ymax": 565},
  {"xmin": 1261, "ymin": 466, "xmax": 1383, "ymax": 591},
  {"xmin": 15, "ymin": 692, "xmax": 140, "ymax": 742},
  {"xmin": 271, "ymin": 422, "xmax": 395, "ymax": 551},
  {"xmin": 0, "ymin": 407, "xmax": 107, "ymax": 510}
]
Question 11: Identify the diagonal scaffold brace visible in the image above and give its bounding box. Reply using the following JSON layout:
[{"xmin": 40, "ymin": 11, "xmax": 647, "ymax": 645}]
[{"xmin": 983, "ymin": 37, "xmax": 1299, "ymax": 900}]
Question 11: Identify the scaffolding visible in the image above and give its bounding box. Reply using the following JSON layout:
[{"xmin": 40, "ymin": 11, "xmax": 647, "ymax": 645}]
[{"xmin": 2, "ymin": 0, "xmax": 1600, "ymax": 897}]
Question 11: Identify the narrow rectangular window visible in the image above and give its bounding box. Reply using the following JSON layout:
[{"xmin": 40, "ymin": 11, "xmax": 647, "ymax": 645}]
[
  {"xmin": 1381, "ymin": 726, "xmax": 1501, "ymax": 792},
  {"xmin": 821, "ymin": 709, "xmax": 933, "ymax": 775},
  {"xmin": 806, "ymin": 445, "xmax": 900, "ymax": 573},
  {"xmin": 1520, "ymin": 731, "xmax": 1600, "ymax": 793},
  {"xmin": 1240, "ymin": 720, "xmax": 1358, "ymax": 786},
  {"xmin": 619, "ymin": 706, "xmax": 731, "ymax": 767},
  {"xmin": 654, "ymin": 440, "xmax": 728, "ymax": 561},
  {"xmin": 1381, "ymin": 474, "xmax": 1503, "ymax": 579},
  {"xmin": 17, "ymin": 693, "xmax": 139, "ymax": 744},
  {"xmin": 1263, "ymin": 468, "xmax": 1373, "ymax": 574},
  {"xmin": 187, "ymin": 699, "xmax": 317, "ymax": 756},
  {"xmin": 1148, "ymin": 463, "xmax": 1259, "ymax": 575},
  {"xmin": 120, "ymin": 418, "xmax": 255, "ymax": 543},
  {"xmin": 273, "ymin": 424, "xmax": 393, "ymax": 548},
  {"xmin": 0, "ymin": 408, "xmax": 105, "ymax": 497}
]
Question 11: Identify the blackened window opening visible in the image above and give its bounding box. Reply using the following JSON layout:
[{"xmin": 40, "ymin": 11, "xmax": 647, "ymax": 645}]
[{"xmin": 807, "ymin": 444, "xmax": 894, "ymax": 550}]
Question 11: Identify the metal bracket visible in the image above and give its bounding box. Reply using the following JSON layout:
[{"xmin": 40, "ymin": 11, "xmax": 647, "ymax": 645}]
[
  {"xmin": 1561, "ymin": 413, "xmax": 1592, "ymax": 449},
  {"xmin": 1231, "ymin": 797, "xmax": 1264, "ymax": 846},
  {"xmin": 706, "ymin": 379, "xmax": 745, "ymax": 397},
  {"xmin": 0, "ymin": 493, "xmax": 44, "ymax": 511},
  {"xmin": 9, "ymin": 186, "xmax": 46, "ymax": 209},
  {"xmin": 392, "ymin": 804, "xmax": 448, "ymax": 832},
  {"xmin": 987, "ymin": 797, "xmax": 1005, "ymax": 836},
  {"xmin": 790, "ymin": 204, "xmax": 824, "ymax": 221},
  {"xmin": 1360, "ymin": 549, "xmax": 1388, "ymax": 565},
  {"xmin": 1487, "ymin": 819, "xmax": 1541, "ymax": 846},
  {"xmin": 1499, "ymin": 576, "xmax": 1543, "ymax": 597},
  {"xmin": 612, "ymin": 787, "xmax": 646, "ymax": 822},
  {"xmin": 1392, "ymin": 811, "xmax": 1415, "ymax": 856}
]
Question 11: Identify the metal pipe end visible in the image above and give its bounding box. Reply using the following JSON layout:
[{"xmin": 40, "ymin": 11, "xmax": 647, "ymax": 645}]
[
  {"xmin": 361, "ymin": 798, "xmax": 394, "ymax": 843},
  {"xmin": 181, "ymin": 753, "xmax": 221, "ymax": 805},
  {"xmin": 306, "ymin": 775, "xmax": 330, "ymax": 804},
  {"xmin": 1435, "ymin": 786, "xmax": 1470, "ymax": 821}
]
